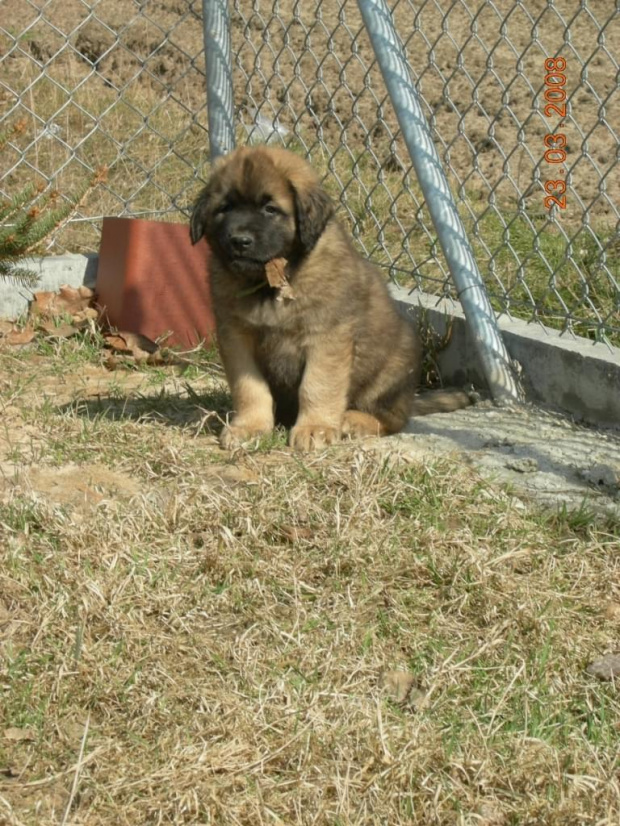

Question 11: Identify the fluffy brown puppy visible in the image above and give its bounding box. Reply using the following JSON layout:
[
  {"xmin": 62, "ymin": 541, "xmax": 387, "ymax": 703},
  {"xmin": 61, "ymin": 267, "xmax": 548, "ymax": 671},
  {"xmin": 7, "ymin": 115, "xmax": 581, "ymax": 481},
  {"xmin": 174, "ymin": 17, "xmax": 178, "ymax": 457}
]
[{"xmin": 190, "ymin": 146, "xmax": 470, "ymax": 451}]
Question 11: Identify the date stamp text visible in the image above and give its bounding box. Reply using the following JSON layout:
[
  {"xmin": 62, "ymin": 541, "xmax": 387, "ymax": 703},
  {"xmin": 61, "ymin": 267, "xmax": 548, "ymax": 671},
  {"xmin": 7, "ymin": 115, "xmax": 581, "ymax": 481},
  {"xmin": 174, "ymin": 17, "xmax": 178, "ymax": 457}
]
[{"xmin": 543, "ymin": 57, "xmax": 568, "ymax": 210}]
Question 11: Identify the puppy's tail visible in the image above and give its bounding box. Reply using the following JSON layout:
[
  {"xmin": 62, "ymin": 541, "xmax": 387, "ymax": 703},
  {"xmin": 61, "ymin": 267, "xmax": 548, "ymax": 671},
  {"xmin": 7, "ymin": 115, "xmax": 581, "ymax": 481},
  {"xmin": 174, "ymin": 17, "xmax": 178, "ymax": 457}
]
[{"xmin": 411, "ymin": 388, "xmax": 477, "ymax": 417}]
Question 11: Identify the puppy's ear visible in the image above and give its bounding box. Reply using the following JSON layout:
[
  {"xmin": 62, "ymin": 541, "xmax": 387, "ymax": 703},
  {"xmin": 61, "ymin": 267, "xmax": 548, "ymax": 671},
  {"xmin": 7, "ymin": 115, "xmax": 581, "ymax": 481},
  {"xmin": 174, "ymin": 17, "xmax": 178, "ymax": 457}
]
[
  {"xmin": 189, "ymin": 185, "xmax": 213, "ymax": 245},
  {"xmin": 190, "ymin": 153, "xmax": 237, "ymax": 243},
  {"xmin": 293, "ymin": 183, "xmax": 334, "ymax": 254}
]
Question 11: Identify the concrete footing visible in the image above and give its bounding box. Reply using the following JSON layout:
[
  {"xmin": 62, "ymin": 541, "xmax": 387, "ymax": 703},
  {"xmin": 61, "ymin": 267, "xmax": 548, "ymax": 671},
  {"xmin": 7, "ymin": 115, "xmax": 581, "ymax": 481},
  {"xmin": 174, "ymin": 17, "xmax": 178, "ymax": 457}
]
[
  {"xmin": 391, "ymin": 286, "xmax": 620, "ymax": 431},
  {"xmin": 0, "ymin": 254, "xmax": 98, "ymax": 320}
]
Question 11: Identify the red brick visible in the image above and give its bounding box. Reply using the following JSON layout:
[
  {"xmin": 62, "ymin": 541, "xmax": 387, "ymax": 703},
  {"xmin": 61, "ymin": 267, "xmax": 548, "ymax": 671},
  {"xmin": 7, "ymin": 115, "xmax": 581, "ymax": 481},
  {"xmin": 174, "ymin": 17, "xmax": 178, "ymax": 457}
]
[{"xmin": 96, "ymin": 217, "xmax": 215, "ymax": 349}]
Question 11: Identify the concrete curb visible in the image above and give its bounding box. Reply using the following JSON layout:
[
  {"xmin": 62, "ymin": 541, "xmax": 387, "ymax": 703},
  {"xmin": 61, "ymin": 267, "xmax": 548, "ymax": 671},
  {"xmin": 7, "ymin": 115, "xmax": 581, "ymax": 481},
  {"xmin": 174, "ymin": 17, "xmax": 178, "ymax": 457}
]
[
  {"xmin": 391, "ymin": 286, "xmax": 620, "ymax": 430},
  {"xmin": 0, "ymin": 254, "xmax": 98, "ymax": 319},
  {"xmin": 1, "ymin": 255, "xmax": 618, "ymax": 429}
]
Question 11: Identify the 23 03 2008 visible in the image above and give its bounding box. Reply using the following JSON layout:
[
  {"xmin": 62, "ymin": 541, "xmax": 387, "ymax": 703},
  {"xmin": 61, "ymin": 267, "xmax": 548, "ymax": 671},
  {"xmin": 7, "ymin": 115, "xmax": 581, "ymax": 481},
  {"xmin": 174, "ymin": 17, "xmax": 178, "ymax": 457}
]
[{"xmin": 543, "ymin": 57, "xmax": 568, "ymax": 210}]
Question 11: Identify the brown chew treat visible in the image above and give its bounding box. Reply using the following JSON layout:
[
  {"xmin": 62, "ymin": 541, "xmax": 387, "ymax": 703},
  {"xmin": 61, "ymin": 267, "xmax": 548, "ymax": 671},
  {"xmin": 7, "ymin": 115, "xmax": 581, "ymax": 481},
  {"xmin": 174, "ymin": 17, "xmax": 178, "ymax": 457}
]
[
  {"xmin": 265, "ymin": 257, "xmax": 295, "ymax": 301},
  {"xmin": 277, "ymin": 283, "xmax": 295, "ymax": 301},
  {"xmin": 265, "ymin": 257, "xmax": 288, "ymax": 288}
]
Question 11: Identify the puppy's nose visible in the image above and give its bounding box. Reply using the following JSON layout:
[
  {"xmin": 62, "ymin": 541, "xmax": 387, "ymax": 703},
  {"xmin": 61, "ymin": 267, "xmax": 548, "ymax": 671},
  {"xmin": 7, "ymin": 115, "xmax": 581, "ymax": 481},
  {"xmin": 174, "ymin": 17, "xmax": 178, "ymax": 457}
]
[{"xmin": 229, "ymin": 232, "xmax": 254, "ymax": 252}]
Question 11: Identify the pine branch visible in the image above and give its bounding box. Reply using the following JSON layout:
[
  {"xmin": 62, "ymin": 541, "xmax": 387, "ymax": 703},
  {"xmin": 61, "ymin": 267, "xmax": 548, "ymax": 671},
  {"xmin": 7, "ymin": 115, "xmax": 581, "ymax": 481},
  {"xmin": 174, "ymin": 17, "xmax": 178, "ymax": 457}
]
[
  {"xmin": 22, "ymin": 167, "xmax": 108, "ymax": 255},
  {"xmin": 0, "ymin": 260, "xmax": 39, "ymax": 288},
  {"xmin": 1, "ymin": 117, "xmax": 107, "ymax": 286},
  {"xmin": 0, "ymin": 184, "xmax": 38, "ymax": 224}
]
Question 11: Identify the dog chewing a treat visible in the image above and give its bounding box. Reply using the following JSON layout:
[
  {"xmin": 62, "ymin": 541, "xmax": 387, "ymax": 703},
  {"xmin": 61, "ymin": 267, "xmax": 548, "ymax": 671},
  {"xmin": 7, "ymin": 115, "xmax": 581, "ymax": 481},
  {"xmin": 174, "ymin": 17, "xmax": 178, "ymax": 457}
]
[{"xmin": 190, "ymin": 146, "xmax": 472, "ymax": 451}]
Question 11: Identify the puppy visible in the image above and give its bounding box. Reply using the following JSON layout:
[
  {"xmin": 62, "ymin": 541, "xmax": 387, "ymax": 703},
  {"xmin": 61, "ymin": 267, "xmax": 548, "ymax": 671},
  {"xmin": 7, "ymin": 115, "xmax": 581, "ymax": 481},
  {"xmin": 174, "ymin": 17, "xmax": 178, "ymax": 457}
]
[{"xmin": 190, "ymin": 146, "xmax": 470, "ymax": 451}]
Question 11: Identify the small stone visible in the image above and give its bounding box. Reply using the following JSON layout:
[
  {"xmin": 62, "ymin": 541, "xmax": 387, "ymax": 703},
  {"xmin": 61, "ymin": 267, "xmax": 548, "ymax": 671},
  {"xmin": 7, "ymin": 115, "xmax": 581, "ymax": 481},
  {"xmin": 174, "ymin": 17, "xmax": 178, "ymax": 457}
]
[
  {"xmin": 3, "ymin": 727, "xmax": 35, "ymax": 742},
  {"xmin": 477, "ymin": 801, "xmax": 507, "ymax": 825},
  {"xmin": 586, "ymin": 653, "xmax": 620, "ymax": 681},
  {"xmin": 408, "ymin": 686, "xmax": 430, "ymax": 711},
  {"xmin": 381, "ymin": 670, "xmax": 427, "ymax": 708},
  {"xmin": 505, "ymin": 457, "xmax": 538, "ymax": 473},
  {"xmin": 485, "ymin": 436, "xmax": 516, "ymax": 448},
  {"xmin": 604, "ymin": 603, "xmax": 620, "ymax": 621},
  {"xmin": 382, "ymin": 670, "xmax": 415, "ymax": 703}
]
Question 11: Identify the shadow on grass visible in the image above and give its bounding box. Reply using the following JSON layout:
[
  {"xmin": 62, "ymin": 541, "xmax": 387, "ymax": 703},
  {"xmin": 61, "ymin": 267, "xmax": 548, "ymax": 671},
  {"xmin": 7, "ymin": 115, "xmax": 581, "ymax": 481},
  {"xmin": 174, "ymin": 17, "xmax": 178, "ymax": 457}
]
[{"xmin": 59, "ymin": 385, "xmax": 233, "ymax": 433}]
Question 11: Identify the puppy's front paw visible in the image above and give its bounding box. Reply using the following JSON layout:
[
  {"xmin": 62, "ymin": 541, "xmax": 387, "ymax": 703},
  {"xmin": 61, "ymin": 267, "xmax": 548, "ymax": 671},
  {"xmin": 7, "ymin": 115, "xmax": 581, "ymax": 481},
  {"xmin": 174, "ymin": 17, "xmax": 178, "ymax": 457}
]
[
  {"xmin": 220, "ymin": 424, "xmax": 272, "ymax": 450},
  {"xmin": 289, "ymin": 424, "xmax": 340, "ymax": 452}
]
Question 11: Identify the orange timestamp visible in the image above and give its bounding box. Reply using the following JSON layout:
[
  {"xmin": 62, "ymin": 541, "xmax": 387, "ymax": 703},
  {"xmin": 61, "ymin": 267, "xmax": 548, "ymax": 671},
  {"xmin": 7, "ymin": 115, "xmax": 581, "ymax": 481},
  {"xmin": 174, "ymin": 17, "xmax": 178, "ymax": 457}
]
[{"xmin": 543, "ymin": 56, "xmax": 568, "ymax": 210}]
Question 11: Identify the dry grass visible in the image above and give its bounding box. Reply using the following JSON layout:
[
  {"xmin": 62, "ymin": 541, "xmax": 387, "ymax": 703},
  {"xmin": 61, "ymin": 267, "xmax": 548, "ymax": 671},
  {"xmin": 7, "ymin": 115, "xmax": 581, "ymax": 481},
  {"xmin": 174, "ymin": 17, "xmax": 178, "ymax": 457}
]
[
  {"xmin": 2, "ymin": 0, "xmax": 619, "ymax": 342},
  {"xmin": 1, "ymin": 334, "xmax": 619, "ymax": 825}
]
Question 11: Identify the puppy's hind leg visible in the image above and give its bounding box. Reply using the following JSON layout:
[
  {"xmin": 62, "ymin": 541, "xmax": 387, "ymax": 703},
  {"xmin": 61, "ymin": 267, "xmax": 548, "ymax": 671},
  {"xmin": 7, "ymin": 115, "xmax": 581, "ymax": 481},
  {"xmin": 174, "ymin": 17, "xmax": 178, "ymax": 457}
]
[
  {"xmin": 411, "ymin": 388, "xmax": 475, "ymax": 416},
  {"xmin": 343, "ymin": 386, "xmax": 415, "ymax": 440},
  {"xmin": 341, "ymin": 410, "xmax": 385, "ymax": 438}
]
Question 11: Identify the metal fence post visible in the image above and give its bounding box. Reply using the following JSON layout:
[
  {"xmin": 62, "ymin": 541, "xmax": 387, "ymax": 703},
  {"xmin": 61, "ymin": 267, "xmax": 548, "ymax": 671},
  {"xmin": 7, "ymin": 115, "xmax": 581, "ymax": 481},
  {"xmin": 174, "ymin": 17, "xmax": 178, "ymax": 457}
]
[
  {"xmin": 202, "ymin": 0, "xmax": 236, "ymax": 160},
  {"xmin": 357, "ymin": 0, "xmax": 522, "ymax": 404}
]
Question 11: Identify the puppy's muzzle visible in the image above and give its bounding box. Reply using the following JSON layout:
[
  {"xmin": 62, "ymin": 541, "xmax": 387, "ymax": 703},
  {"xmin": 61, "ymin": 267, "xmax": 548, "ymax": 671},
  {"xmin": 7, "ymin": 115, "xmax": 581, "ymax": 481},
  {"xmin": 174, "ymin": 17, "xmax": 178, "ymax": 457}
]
[{"xmin": 228, "ymin": 231, "xmax": 255, "ymax": 253}]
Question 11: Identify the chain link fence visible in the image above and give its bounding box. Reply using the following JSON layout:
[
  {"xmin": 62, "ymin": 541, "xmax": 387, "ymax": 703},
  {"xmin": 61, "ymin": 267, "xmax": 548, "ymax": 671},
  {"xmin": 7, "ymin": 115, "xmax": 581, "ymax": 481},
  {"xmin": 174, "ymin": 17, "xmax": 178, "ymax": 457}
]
[
  {"xmin": 1, "ymin": 0, "xmax": 209, "ymax": 246},
  {"xmin": 1, "ymin": 0, "xmax": 619, "ymax": 343}
]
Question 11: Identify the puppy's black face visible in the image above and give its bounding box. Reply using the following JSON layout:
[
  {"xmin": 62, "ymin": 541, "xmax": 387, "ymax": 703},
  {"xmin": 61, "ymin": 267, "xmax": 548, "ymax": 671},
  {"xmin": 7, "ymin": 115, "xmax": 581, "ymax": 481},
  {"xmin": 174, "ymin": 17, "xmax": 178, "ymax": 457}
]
[
  {"xmin": 190, "ymin": 148, "xmax": 334, "ymax": 280},
  {"xmin": 209, "ymin": 195, "xmax": 296, "ymax": 277}
]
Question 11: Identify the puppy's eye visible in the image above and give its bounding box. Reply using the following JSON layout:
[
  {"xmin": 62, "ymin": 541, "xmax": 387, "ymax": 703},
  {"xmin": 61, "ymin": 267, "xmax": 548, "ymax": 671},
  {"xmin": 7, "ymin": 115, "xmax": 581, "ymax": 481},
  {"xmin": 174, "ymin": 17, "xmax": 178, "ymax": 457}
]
[
  {"xmin": 263, "ymin": 204, "xmax": 282, "ymax": 217},
  {"xmin": 215, "ymin": 203, "xmax": 233, "ymax": 216}
]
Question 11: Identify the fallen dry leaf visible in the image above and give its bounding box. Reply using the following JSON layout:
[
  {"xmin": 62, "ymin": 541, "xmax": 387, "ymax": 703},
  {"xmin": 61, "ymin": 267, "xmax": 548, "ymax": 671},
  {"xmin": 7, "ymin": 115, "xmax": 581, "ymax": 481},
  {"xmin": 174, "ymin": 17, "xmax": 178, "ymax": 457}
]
[
  {"xmin": 103, "ymin": 334, "xmax": 134, "ymax": 354},
  {"xmin": 3, "ymin": 327, "xmax": 36, "ymax": 346},
  {"xmin": 477, "ymin": 801, "xmax": 507, "ymax": 826},
  {"xmin": 380, "ymin": 670, "xmax": 429, "ymax": 710},
  {"xmin": 73, "ymin": 306, "xmax": 98, "ymax": 323},
  {"xmin": 103, "ymin": 331, "xmax": 159, "ymax": 361},
  {"xmin": 36, "ymin": 320, "xmax": 81, "ymax": 339},
  {"xmin": 58, "ymin": 716, "xmax": 90, "ymax": 745},
  {"xmin": 29, "ymin": 290, "xmax": 57, "ymax": 316},
  {"xmin": 105, "ymin": 331, "xmax": 159, "ymax": 354},
  {"xmin": 278, "ymin": 524, "xmax": 314, "ymax": 543},
  {"xmin": 102, "ymin": 330, "xmax": 179, "ymax": 368},
  {"xmin": 3, "ymin": 727, "xmax": 35, "ymax": 742},
  {"xmin": 61, "ymin": 284, "xmax": 93, "ymax": 303},
  {"xmin": 276, "ymin": 281, "xmax": 295, "ymax": 302},
  {"xmin": 587, "ymin": 653, "xmax": 620, "ymax": 680},
  {"xmin": 103, "ymin": 354, "xmax": 120, "ymax": 370},
  {"xmin": 30, "ymin": 284, "xmax": 94, "ymax": 320},
  {"xmin": 102, "ymin": 331, "xmax": 185, "ymax": 369}
]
